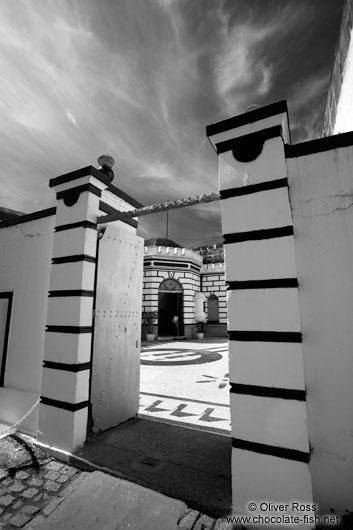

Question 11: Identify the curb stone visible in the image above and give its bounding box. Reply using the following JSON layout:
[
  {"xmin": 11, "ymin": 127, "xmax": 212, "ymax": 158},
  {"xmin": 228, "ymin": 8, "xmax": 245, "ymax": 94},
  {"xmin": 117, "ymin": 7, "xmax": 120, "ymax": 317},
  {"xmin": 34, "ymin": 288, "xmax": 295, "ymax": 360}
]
[
  {"xmin": 23, "ymin": 472, "xmax": 90, "ymax": 530},
  {"xmin": 57, "ymin": 471, "xmax": 89, "ymax": 497},
  {"xmin": 178, "ymin": 509, "xmax": 200, "ymax": 529},
  {"xmin": 177, "ymin": 508, "xmax": 220, "ymax": 529},
  {"xmin": 213, "ymin": 518, "xmax": 235, "ymax": 530},
  {"xmin": 194, "ymin": 514, "xmax": 216, "ymax": 529}
]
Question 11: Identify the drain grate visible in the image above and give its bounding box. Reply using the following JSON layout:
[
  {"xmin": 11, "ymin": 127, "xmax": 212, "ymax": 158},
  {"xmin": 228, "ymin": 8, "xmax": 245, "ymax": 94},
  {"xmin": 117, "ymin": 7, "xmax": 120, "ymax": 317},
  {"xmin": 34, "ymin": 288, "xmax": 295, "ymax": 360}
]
[{"xmin": 134, "ymin": 456, "xmax": 162, "ymax": 469}]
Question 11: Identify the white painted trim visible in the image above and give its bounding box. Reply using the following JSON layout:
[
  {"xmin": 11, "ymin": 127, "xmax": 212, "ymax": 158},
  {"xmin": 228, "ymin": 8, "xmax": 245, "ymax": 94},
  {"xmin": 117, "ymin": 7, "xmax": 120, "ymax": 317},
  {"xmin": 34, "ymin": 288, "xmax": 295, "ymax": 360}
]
[
  {"xmin": 46, "ymin": 296, "xmax": 93, "ymax": 327},
  {"xmin": 38, "ymin": 404, "xmax": 88, "ymax": 452},
  {"xmin": 221, "ymin": 187, "xmax": 293, "ymax": 233},
  {"xmin": 49, "ymin": 262, "xmax": 96, "ymax": 291},
  {"xmin": 225, "ymin": 237, "xmax": 297, "ymax": 281},
  {"xmin": 43, "ymin": 333, "xmax": 92, "ymax": 364},
  {"xmin": 229, "ymin": 341, "xmax": 306, "ymax": 390},
  {"xmin": 230, "ymin": 394, "xmax": 310, "ymax": 453},
  {"xmin": 41, "ymin": 370, "xmax": 89, "ymax": 404},
  {"xmin": 52, "ymin": 228, "xmax": 97, "ymax": 259},
  {"xmin": 228, "ymin": 288, "xmax": 301, "ymax": 332}
]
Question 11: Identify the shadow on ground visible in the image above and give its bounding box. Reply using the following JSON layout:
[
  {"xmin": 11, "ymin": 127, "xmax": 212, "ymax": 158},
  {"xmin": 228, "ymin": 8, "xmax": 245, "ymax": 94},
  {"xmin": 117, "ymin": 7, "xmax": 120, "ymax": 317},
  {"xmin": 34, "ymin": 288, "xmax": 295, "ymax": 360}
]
[{"xmin": 71, "ymin": 416, "xmax": 232, "ymax": 519}]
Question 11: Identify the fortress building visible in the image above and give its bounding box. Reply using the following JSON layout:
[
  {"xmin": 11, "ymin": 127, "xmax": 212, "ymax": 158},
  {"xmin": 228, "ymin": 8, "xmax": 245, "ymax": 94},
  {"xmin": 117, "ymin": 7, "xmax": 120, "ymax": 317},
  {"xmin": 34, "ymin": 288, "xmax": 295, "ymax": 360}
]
[{"xmin": 142, "ymin": 238, "xmax": 228, "ymax": 339}]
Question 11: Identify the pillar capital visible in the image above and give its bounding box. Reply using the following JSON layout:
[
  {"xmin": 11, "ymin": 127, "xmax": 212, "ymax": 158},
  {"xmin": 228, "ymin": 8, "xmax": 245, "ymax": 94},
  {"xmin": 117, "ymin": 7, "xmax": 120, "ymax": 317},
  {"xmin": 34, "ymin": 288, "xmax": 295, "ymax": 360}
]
[
  {"xmin": 49, "ymin": 166, "xmax": 109, "ymax": 229},
  {"xmin": 207, "ymin": 101, "xmax": 290, "ymax": 193},
  {"xmin": 206, "ymin": 99, "xmax": 290, "ymax": 152},
  {"xmin": 49, "ymin": 166, "xmax": 110, "ymax": 212},
  {"xmin": 49, "ymin": 165, "xmax": 110, "ymax": 191}
]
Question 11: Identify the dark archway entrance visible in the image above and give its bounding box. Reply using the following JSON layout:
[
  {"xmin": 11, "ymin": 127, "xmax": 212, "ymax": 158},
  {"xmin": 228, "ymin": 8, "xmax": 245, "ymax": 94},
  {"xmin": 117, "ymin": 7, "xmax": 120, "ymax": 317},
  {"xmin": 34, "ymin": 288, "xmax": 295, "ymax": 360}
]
[{"xmin": 158, "ymin": 279, "xmax": 184, "ymax": 336}]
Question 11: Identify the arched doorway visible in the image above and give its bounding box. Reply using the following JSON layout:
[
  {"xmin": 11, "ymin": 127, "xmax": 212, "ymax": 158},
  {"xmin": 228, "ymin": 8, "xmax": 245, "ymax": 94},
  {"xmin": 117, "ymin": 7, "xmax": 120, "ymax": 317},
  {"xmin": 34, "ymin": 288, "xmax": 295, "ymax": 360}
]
[
  {"xmin": 207, "ymin": 293, "xmax": 219, "ymax": 323},
  {"xmin": 158, "ymin": 278, "xmax": 184, "ymax": 337}
]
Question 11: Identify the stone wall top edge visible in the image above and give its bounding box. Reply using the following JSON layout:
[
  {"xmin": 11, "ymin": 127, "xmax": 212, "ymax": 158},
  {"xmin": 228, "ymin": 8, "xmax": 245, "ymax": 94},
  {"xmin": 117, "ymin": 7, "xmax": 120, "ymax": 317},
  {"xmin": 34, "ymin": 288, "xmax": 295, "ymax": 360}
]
[
  {"xmin": 285, "ymin": 130, "xmax": 353, "ymax": 158},
  {"xmin": 0, "ymin": 207, "xmax": 56, "ymax": 230}
]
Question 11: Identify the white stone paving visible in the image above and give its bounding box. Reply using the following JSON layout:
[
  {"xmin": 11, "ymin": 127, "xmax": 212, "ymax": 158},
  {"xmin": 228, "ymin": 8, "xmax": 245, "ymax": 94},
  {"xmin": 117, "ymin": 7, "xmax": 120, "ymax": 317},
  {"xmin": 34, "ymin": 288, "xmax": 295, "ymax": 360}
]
[{"xmin": 139, "ymin": 340, "xmax": 230, "ymax": 434}]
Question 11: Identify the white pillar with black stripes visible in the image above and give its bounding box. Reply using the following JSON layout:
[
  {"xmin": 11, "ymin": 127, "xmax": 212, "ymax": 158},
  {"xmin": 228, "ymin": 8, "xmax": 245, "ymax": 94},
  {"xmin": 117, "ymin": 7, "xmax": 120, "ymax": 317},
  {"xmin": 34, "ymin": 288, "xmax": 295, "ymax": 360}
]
[
  {"xmin": 38, "ymin": 167, "xmax": 110, "ymax": 453},
  {"xmin": 207, "ymin": 101, "xmax": 313, "ymax": 524}
]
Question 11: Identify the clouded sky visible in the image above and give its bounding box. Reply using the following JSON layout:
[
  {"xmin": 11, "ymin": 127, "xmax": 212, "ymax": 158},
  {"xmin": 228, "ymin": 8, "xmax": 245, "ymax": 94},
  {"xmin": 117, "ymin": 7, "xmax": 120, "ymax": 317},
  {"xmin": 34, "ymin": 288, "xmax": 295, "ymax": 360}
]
[{"xmin": 0, "ymin": 0, "xmax": 344, "ymax": 246}]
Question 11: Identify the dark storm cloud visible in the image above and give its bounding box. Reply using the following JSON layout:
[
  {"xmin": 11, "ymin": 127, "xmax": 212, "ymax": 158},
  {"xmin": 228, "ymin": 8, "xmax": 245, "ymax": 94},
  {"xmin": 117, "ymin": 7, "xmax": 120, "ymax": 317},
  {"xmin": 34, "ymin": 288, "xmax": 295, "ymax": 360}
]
[{"xmin": 0, "ymin": 0, "xmax": 344, "ymax": 246}]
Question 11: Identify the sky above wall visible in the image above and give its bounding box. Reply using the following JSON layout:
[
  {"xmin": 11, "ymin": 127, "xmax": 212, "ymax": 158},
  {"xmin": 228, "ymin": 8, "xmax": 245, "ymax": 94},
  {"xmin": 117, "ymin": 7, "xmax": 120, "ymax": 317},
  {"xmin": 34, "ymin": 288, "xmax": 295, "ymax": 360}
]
[{"xmin": 0, "ymin": 0, "xmax": 344, "ymax": 247}]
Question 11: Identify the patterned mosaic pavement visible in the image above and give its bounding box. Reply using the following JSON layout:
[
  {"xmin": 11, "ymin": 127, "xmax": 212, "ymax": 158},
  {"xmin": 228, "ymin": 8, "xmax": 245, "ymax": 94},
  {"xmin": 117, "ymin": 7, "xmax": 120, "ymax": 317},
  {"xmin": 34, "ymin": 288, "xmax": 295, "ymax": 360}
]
[{"xmin": 139, "ymin": 340, "xmax": 230, "ymax": 434}]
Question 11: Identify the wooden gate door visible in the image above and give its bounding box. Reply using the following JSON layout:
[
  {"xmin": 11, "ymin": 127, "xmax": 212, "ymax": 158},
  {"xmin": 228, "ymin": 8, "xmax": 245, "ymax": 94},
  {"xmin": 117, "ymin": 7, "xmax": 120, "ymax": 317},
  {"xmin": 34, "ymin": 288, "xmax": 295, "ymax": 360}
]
[{"xmin": 90, "ymin": 223, "xmax": 143, "ymax": 433}]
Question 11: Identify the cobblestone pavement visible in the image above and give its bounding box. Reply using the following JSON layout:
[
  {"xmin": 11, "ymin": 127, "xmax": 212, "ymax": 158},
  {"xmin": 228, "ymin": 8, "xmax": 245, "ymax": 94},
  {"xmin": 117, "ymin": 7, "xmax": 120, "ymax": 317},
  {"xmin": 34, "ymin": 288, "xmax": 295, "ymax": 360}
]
[{"xmin": 0, "ymin": 435, "xmax": 86, "ymax": 530}]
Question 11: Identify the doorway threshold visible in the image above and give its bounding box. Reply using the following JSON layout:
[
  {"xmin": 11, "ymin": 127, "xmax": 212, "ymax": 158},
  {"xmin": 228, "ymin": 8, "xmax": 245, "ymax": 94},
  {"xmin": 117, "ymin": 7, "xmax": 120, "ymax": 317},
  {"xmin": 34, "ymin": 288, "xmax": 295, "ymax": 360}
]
[{"xmin": 72, "ymin": 416, "xmax": 231, "ymax": 519}]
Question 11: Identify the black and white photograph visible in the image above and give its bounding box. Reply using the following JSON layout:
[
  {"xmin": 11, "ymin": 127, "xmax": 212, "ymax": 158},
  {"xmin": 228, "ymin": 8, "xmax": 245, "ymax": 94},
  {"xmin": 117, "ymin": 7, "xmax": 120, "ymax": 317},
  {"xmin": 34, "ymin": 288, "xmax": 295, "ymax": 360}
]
[{"xmin": 0, "ymin": 1, "xmax": 352, "ymax": 529}]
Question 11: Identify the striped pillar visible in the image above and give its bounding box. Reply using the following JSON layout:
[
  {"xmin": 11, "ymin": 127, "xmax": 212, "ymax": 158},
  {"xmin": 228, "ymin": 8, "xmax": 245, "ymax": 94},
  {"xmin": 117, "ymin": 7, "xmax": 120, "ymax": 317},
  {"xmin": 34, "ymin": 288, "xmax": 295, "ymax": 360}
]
[
  {"xmin": 207, "ymin": 102, "xmax": 313, "ymax": 521},
  {"xmin": 38, "ymin": 167, "xmax": 110, "ymax": 452}
]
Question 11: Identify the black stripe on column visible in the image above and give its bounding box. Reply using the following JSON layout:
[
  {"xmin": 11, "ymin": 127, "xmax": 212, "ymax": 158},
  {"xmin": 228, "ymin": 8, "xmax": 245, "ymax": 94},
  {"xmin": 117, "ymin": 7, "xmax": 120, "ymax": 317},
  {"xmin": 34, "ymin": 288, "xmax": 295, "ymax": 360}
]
[
  {"xmin": 40, "ymin": 396, "xmax": 89, "ymax": 412},
  {"xmin": 229, "ymin": 330, "xmax": 302, "ymax": 343},
  {"xmin": 206, "ymin": 100, "xmax": 288, "ymax": 137},
  {"xmin": 46, "ymin": 326, "xmax": 92, "ymax": 333},
  {"xmin": 49, "ymin": 166, "xmax": 111, "ymax": 188},
  {"xmin": 220, "ymin": 178, "xmax": 288, "ymax": 199},
  {"xmin": 56, "ymin": 183, "xmax": 101, "ymax": 200},
  {"xmin": 227, "ymin": 279, "xmax": 298, "ymax": 290},
  {"xmin": 0, "ymin": 292, "xmax": 13, "ymax": 387},
  {"xmin": 216, "ymin": 125, "xmax": 282, "ymax": 154},
  {"xmin": 230, "ymin": 383, "xmax": 306, "ymax": 401},
  {"xmin": 48, "ymin": 290, "xmax": 94, "ymax": 297},
  {"xmin": 232, "ymin": 438, "xmax": 310, "ymax": 463},
  {"xmin": 99, "ymin": 201, "xmax": 138, "ymax": 228},
  {"xmin": 224, "ymin": 226, "xmax": 293, "ymax": 244},
  {"xmin": 55, "ymin": 221, "xmax": 97, "ymax": 232},
  {"xmin": 43, "ymin": 361, "xmax": 90, "ymax": 372},
  {"xmin": 51, "ymin": 255, "xmax": 96, "ymax": 264}
]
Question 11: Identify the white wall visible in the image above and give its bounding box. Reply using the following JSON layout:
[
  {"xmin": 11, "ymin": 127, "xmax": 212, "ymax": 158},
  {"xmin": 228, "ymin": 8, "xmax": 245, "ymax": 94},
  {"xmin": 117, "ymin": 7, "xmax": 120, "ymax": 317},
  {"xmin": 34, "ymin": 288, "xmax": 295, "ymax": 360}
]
[
  {"xmin": 333, "ymin": 26, "xmax": 353, "ymax": 135},
  {"xmin": 287, "ymin": 145, "xmax": 353, "ymax": 512},
  {"xmin": 0, "ymin": 214, "xmax": 55, "ymax": 433}
]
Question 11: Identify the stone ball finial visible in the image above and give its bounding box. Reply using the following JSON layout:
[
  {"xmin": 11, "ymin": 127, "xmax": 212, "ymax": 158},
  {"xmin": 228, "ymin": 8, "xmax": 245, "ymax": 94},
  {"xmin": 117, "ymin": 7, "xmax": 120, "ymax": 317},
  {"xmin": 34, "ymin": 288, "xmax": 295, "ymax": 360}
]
[{"xmin": 97, "ymin": 154, "xmax": 115, "ymax": 182}]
